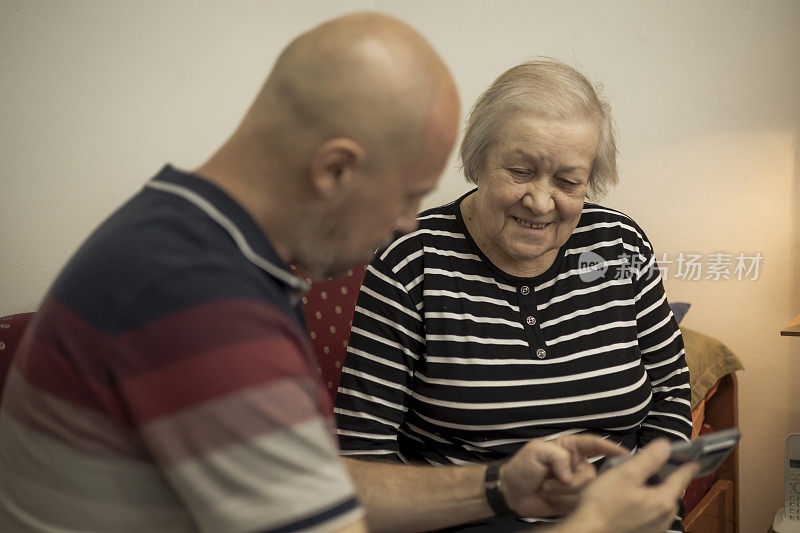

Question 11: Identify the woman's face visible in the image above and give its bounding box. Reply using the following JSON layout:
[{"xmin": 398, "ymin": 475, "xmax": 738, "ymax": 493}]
[{"xmin": 469, "ymin": 112, "xmax": 600, "ymax": 275}]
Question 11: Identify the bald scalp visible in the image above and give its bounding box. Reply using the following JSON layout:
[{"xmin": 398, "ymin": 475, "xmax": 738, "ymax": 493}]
[
  {"xmin": 243, "ymin": 12, "xmax": 456, "ymax": 172},
  {"xmin": 195, "ymin": 13, "xmax": 458, "ymax": 277}
]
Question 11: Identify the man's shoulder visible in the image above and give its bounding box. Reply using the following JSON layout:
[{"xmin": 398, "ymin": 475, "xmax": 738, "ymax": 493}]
[{"xmin": 50, "ymin": 190, "xmax": 291, "ymax": 335}]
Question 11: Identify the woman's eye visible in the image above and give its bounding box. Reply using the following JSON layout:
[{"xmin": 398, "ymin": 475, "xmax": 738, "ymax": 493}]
[{"xmin": 509, "ymin": 168, "xmax": 530, "ymax": 176}]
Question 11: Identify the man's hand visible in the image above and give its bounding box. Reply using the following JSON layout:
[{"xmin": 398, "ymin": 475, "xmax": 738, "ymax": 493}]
[
  {"xmin": 499, "ymin": 435, "xmax": 628, "ymax": 517},
  {"xmin": 560, "ymin": 438, "xmax": 699, "ymax": 533},
  {"xmin": 536, "ymin": 459, "xmax": 597, "ymax": 514}
]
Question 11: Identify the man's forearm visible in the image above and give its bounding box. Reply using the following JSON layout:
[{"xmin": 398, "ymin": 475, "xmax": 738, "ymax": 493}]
[
  {"xmin": 344, "ymin": 454, "xmax": 600, "ymax": 533},
  {"xmin": 343, "ymin": 457, "xmax": 494, "ymax": 532}
]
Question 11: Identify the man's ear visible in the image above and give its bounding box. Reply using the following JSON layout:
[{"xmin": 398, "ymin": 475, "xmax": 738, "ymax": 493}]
[{"xmin": 308, "ymin": 138, "xmax": 365, "ymax": 198}]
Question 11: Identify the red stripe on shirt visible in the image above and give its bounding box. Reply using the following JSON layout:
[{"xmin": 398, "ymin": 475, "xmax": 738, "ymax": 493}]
[
  {"xmin": 118, "ymin": 334, "xmax": 315, "ymax": 425},
  {"xmin": 2, "ymin": 368, "xmax": 148, "ymax": 460},
  {"xmin": 139, "ymin": 377, "xmax": 324, "ymax": 465},
  {"xmin": 14, "ymin": 296, "xmax": 329, "ymax": 430},
  {"xmin": 13, "ymin": 331, "xmax": 131, "ymax": 426},
  {"xmin": 113, "ymin": 299, "xmax": 312, "ymax": 379}
]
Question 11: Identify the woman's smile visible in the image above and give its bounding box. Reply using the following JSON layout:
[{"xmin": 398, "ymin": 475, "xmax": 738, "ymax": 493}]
[{"xmin": 511, "ymin": 216, "xmax": 552, "ymax": 231}]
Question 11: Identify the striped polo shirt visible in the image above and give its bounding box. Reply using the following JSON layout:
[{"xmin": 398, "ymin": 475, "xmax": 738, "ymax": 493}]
[
  {"xmin": 0, "ymin": 166, "xmax": 362, "ymax": 532},
  {"xmin": 335, "ymin": 190, "xmax": 692, "ymax": 463}
]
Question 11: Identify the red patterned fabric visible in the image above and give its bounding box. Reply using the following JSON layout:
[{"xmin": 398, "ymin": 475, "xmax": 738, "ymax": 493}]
[
  {"xmin": 681, "ymin": 423, "xmax": 716, "ymax": 513},
  {"xmin": 0, "ymin": 312, "xmax": 35, "ymax": 398},
  {"xmin": 301, "ymin": 266, "xmax": 367, "ymax": 405}
]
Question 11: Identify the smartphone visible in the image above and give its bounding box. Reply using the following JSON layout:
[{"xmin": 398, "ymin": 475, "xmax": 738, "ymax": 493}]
[{"xmin": 599, "ymin": 428, "xmax": 740, "ymax": 484}]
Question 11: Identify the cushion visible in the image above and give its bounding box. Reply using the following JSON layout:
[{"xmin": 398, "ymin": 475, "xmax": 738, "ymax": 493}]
[
  {"xmin": 680, "ymin": 326, "xmax": 743, "ymax": 409},
  {"xmin": 0, "ymin": 312, "xmax": 36, "ymax": 398},
  {"xmin": 302, "ymin": 266, "xmax": 367, "ymax": 401}
]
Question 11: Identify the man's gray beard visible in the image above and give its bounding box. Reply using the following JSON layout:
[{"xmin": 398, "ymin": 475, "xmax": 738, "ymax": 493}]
[
  {"xmin": 294, "ymin": 218, "xmax": 394, "ymax": 280},
  {"xmin": 305, "ymin": 237, "xmax": 394, "ymax": 280},
  {"xmin": 293, "ymin": 234, "xmax": 365, "ymax": 281}
]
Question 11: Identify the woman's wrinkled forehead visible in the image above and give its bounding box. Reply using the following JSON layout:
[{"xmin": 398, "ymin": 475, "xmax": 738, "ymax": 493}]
[
  {"xmin": 484, "ymin": 113, "xmax": 600, "ymax": 171},
  {"xmin": 489, "ymin": 109, "xmax": 600, "ymax": 150}
]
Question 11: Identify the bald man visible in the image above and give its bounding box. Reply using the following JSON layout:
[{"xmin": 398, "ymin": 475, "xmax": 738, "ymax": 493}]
[{"xmin": 0, "ymin": 13, "xmax": 695, "ymax": 533}]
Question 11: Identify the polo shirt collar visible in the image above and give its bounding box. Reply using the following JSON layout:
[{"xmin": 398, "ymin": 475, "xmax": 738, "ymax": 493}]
[{"xmin": 146, "ymin": 165, "xmax": 310, "ymax": 300}]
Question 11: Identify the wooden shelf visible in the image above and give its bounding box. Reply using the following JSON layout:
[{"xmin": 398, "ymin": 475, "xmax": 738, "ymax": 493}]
[{"xmin": 781, "ymin": 314, "xmax": 800, "ymax": 337}]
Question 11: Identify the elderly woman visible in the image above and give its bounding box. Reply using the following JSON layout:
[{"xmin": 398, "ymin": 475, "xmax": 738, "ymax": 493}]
[{"xmin": 335, "ymin": 60, "xmax": 691, "ymax": 531}]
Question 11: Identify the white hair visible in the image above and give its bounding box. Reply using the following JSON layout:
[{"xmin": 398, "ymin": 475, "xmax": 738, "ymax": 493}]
[{"xmin": 459, "ymin": 59, "xmax": 618, "ymax": 199}]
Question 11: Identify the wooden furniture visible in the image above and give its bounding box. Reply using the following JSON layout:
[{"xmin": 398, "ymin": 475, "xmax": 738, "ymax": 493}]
[
  {"xmin": 682, "ymin": 373, "xmax": 739, "ymax": 533},
  {"xmin": 781, "ymin": 314, "xmax": 800, "ymax": 337}
]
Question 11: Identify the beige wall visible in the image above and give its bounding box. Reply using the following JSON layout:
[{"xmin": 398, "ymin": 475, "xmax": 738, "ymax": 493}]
[{"xmin": 1, "ymin": 1, "xmax": 798, "ymax": 530}]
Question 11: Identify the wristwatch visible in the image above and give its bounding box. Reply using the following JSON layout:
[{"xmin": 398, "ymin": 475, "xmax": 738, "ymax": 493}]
[{"xmin": 484, "ymin": 460, "xmax": 514, "ymax": 516}]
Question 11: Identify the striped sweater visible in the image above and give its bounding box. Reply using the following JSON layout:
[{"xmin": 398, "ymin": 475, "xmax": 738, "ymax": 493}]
[{"xmin": 334, "ymin": 191, "xmax": 691, "ymax": 528}]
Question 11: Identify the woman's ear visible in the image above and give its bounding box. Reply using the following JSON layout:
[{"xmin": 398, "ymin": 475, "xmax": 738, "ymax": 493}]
[{"xmin": 308, "ymin": 138, "xmax": 365, "ymax": 198}]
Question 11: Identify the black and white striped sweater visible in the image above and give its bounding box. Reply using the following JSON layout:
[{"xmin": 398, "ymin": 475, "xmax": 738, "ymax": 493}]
[{"xmin": 335, "ymin": 191, "xmax": 691, "ymax": 466}]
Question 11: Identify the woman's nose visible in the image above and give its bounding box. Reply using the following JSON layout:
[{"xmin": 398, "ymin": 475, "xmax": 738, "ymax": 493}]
[{"xmin": 520, "ymin": 182, "xmax": 555, "ymax": 214}]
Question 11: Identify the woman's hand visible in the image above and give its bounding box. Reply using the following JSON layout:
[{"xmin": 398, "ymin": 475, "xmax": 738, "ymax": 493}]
[{"xmin": 499, "ymin": 434, "xmax": 627, "ymax": 517}]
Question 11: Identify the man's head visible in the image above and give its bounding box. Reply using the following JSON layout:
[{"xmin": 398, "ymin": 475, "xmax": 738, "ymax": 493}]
[{"xmin": 199, "ymin": 12, "xmax": 459, "ymax": 278}]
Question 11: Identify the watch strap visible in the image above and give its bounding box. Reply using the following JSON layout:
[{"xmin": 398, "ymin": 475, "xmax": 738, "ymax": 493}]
[{"xmin": 484, "ymin": 459, "xmax": 514, "ymax": 516}]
